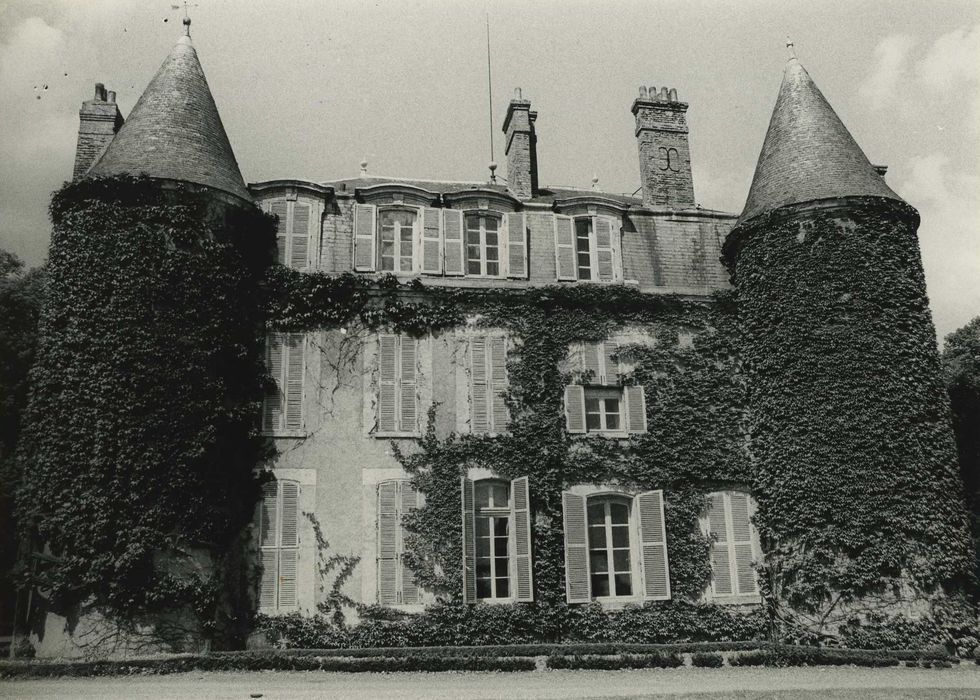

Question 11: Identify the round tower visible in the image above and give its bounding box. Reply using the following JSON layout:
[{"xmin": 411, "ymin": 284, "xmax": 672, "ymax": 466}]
[{"xmin": 723, "ymin": 58, "xmax": 972, "ymax": 632}]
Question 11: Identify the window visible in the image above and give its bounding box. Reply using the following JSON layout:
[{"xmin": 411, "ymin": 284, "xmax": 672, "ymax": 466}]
[
  {"xmin": 376, "ymin": 334, "xmax": 418, "ymax": 435},
  {"xmin": 564, "ymin": 340, "xmax": 646, "ymax": 436},
  {"xmin": 469, "ymin": 335, "xmax": 508, "ymax": 434},
  {"xmin": 267, "ymin": 199, "xmax": 312, "ymax": 270},
  {"xmin": 263, "ymin": 333, "xmax": 305, "ymax": 435},
  {"xmin": 258, "ymin": 479, "xmax": 299, "ymax": 611},
  {"xmin": 563, "ymin": 489, "xmax": 669, "ymax": 603},
  {"xmin": 554, "ymin": 215, "xmax": 620, "ymax": 282},
  {"xmin": 352, "ymin": 203, "xmax": 527, "ymax": 279},
  {"xmin": 461, "ymin": 476, "xmax": 533, "ymax": 603},
  {"xmin": 703, "ymin": 491, "xmax": 760, "ymax": 600},
  {"xmin": 377, "ymin": 479, "xmax": 423, "ymax": 605},
  {"xmin": 465, "ymin": 214, "xmax": 502, "ymax": 277},
  {"xmin": 378, "ymin": 209, "xmax": 416, "ymax": 272}
]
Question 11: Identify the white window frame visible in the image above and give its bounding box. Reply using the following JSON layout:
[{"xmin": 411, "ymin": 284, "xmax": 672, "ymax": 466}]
[
  {"xmin": 473, "ymin": 478, "xmax": 514, "ymax": 602},
  {"xmin": 463, "ymin": 212, "xmax": 504, "ymax": 278},
  {"xmin": 583, "ymin": 386, "xmax": 625, "ymax": 434},
  {"xmin": 586, "ymin": 494, "xmax": 639, "ymax": 602},
  {"xmin": 377, "ymin": 206, "xmax": 419, "ymax": 274}
]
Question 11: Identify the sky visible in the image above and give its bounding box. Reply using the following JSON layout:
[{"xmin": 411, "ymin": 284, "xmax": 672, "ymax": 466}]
[{"xmin": 0, "ymin": 0, "xmax": 978, "ymax": 341}]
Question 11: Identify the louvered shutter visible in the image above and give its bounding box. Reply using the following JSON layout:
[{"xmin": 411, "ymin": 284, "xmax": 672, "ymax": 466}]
[
  {"xmin": 284, "ymin": 334, "xmax": 304, "ymax": 432},
  {"xmin": 506, "ymin": 212, "xmax": 528, "ymax": 279},
  {"xmin": 400, "ymin": 481, "xmax": 421, "ymax": 604},
  {"xmin": 602, "ymin": 340, "xmax": 620, "ymax": 384},
  {"xmin": 565, "ymin": 385, "xmax": 586, "ymax": 434},
  {"xmin": 278, "ymin": 481, "xmax": 300, "ymax": 608},
  {"xmin": 259, "ymin": 481, "xmax": 278, "ymax": 547},
  {"xmin": 290, "ymin": 202, "xmax": 310, "ymax": 269},
  {"xmin": 636, "ymin": 490, "xmax": 670, "ymax": 600},
  {"xmin": 260, "ymin": 549, "xmax": 278, "ymax": 609},
  {"xmin": 443, "ymin": 209, "xmax": 464, "ymax": 275},
  {"xmin": 377, "ymin": 480, "xmax": 399, "ymax": 604},
  {"xmin": 461, "ymin": 477, "xmax": 477, "ymax": 603},
  {"xmin": 399, "ymin": 337, "xmax": 418, "ymax": 433},
  {"xmin": 353, "ymin": 203, "xmax": 377, "ymax": 271},
  {"xmin": 594, "ymin": 216, "xmax": 615, "ymax": 281},
  {"xmin": 707, "ymin": 493, "xmax": 733, "ymax": 596},
  {"xmin": 421, "ymin": 207, "xmax": 442, "ymax": 274},
  {"xmin": 554, "ymin": 215, "xmax": 576, "ymax": 281},
  {"xmin": 489, "ymin": 337, "xmax": 508, "ymax": 433},
  {"xmin": 278, "ymin": 549, "xmax": 298, "ymax": 607},
  {"xmin": 511, "ymin": 476, "xmax": 533, "ymax": 602},
  {"xmin": 729, "ymin": 492, "xmax": 758, "ymax": 595},
  {"xmin": 583, "ymin": 342, "xmax": 602, "ymax": 384},
  {"xmin": 263, "ymin": 334, "xmax": 285, "ymax": 432},
  {"xmin": 378, "ymin": 334, "xmax": 398, "ymax": 433},
  {"xmin": 271, "ymin": 201, "xmax": 288, "ymax": 265},
  {"xmin": 562, "ymin": 491, "xmax": 591, "ymax": 603},
  {"xmin": 470, "ymin": 336, "xmax": 489, "ymax": 433},
  {"xmin": 624, "ymin": 386, "xmax": 647, "ymax": 434}
]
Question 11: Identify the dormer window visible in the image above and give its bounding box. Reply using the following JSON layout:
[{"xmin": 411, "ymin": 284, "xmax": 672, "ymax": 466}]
[
  {"xmin": 555, "ymin": 214, "xmax": 622, "ymax": 282},
  {"xmin": 379, "ymin": 208, "xmax": 417, "ymax": 272},
  {"xmin": 465, "ymin": 213, "xmax": 502, "ymax": 277}
]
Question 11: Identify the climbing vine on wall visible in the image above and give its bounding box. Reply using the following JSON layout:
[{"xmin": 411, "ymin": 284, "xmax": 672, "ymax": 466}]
[{"xmin": 16, "ymin": 176, "xmax": 275, "ymax": 647}]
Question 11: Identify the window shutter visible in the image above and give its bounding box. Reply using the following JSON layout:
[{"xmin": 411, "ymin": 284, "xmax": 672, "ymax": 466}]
[
  {"xmin": 564, "ymin": 385, "xmax": 586, "ymax": 434},
  {"xmin": 470, "ymin": 336, "xmax": 489, "ymax": 433},
  {"xmin": 280, "ymin": 481, "xmax": 299, "ymax": 547},
  {"xmin": 461, "ymin": 477, "xmax": 477, "ymax": 604},
  {"xmin": 506, "ymin": 212, "xmax": 528, "ymax": 279},
  {"xmin": 353, "ymin": 203, "xmax": 377, "ymax": 271},
  {"xmin": 400, "ymin": 481, "xmax": 421, "ymax": 605},
  {"xmin": 636, "ymin": 490, "xmax": 670, "ymax": 600},
  {"xmin": 624, "ymin": 385, "xmax": 647, "ymax": 434},
  {"xmin": 260, "ymin": 549, "xmax": 278, "ymax": 609},
  {"xmin": 284, "ymin": 334, "xmax": 304, "ymax": 432},
  {"xmin": 511, "ymin": 476, "xmax": 533, "ymax": 602},
  {"xmin": 421, "ymin": 207, "xmax": 442, "ymax": 274},
  {"xmin": 594, "ymin": 216, "xmax": 615, "ymax": 281},
  {"xmin": 582, "ymin": 342, "xmax": 602, "ymax": 384},
  {"xmin": 271, "ymin": 201, "xmax": 288, "ymax": 265},
  {"xmin": 562, "ymin": 491, "xmax": 591, "ymax": 603},
  {"xmin": 707, "ymin": 493, "xmax": 734, "ymax": 596},
  {"xmin": 729, "ymin": 492, "xmax": 758, "ymax": 595},
  {"xmin": 377, "ymin": 480, "xmax": 399, "ymax": 605},
  {"xmin": 378, "ymin": 334, "xmax": 398, "ymax": 432},
  {"xmin": 399, "ymin": 337, "xmax": 418, "ymax": 433},
  {"xmin": 259, "ymin": 481, "xmax": 278, "ymax": 547},
  {"xmin": 290, "ymin": 202, "xmax": 310, "ymax": 269},
  {"xmin": 602, "ymin": 340, "xmax": 620, "ymax": 385},
  {"xmin": 263, "ymin": 334, "xmax": 285, "ymax": 432},
  {"xmin": 443, "ymin": 209, "xmax": 465, "ymax": 275},
  {"xmin": 489, "ymin": 336, "xmax": 509, "ymax": 433},
  {"xmin": 278, "ymin": 549, "xmax": 298, "ymax": 607},
  {"xmin": 554, "ymin": 215, "xmax": 576, "ymax": 281}
]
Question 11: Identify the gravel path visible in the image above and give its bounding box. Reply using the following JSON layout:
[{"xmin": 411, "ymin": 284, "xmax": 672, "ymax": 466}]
[{"xmin": 4, "ymin": 665, "xmax": 980, "ymax": 699}]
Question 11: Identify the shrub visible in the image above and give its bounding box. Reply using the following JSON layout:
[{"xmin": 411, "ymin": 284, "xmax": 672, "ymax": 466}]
[{"xmin": 692, "ymin": 651, "xmax": 724, "ymax": 667}]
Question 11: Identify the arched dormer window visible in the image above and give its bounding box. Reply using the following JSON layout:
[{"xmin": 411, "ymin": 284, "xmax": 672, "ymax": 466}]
[
  {"xmin": 378, "ymin": 207, "xmax": 418, "ymax": 273},
  {"xmin": 464, "ymin": 211, "xmax": 503, "ymax": 277}
]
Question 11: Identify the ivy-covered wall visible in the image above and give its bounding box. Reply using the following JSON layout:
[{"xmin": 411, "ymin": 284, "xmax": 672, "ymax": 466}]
[
  {"xmin": 16, "ymin": 176, "xmax": 275, "ymax": 651},
  {"xmin": 725, "ymin": 198, "xmax": 974, "ymax": 625}
]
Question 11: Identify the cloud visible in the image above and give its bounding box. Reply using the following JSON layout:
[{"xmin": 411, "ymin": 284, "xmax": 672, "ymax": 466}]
[
  {"xmin": 915, "ymin": 24, "xmax": 980, "ymax": 92},
  {"xmin": 859, "ymin": 34, "xmax": 916, "ymax": 105},
  {"xmin": 896, "ymin": 154, "xmax": 980, "ymax": 341}
]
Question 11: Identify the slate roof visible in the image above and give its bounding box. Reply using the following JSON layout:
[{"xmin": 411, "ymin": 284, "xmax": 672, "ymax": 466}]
[
  {"xmin": 89, "ymin": 32, "xmax": 251, "ymax": 203},
  {"xmin": 737, "ymin": 58, "xmax": 902, "ymax": 225}
]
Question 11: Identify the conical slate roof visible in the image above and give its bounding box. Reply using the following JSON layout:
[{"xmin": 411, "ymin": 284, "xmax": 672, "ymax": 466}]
[
  {"xmin": 89, "ymin": 30, "xmax": 251, "ymax": 203},
  {"xmin": 738, "ymin": 58, "xmax": 902, "ymax": 225}
]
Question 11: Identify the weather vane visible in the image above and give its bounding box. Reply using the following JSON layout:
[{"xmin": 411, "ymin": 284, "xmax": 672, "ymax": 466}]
[{"xmin": 171, "ymin": 1, "xmax": 199, "ymax": 34}]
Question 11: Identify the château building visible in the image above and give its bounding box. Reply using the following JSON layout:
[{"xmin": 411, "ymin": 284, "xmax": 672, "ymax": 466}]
[{"xmin": 28, "ymin": 18, "xmax": 968, "ymax": 656}]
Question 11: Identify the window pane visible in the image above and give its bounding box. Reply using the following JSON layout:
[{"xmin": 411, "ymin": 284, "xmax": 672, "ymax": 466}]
[
  {"xmin": 495, "ymin": 556, "xmax": 509, "ymax": 577},
  {"xmin": 614, "ymin": 573, "xmax": 632, "ymax": 596},
  {"xmin": 476, "ymin": 516, "xmax": 490, "ymax": 538},
  {"xmin": 611, "ymin": 525, "xmax": 630, "ymax": 548},
  {"xmin": 487, "ymin": 261, "xmax": 499, "ymax": 276},
  {"xmin": 466, "ymin": 228, "xmax": 481, "ymax": 245},
  {"xmin": 493, "ymin": 517, "xmax": 509, "ymax": 537},
  {"xmin": 476, "ymin": 559, "xmax": 491, "ymax": 578},
  {"xmin": 494, "ymin": 536, "xmax": 508, "ymax": 557},
  {"xmin": 613, "ymin": 549, "xmax": 631, "ymax": 572},
  {"xmin": 587, "ymin": 504, "xmax": 605, "ymax": 525},
  {"xmin": 575, "ymin": 219, "xmax": 591, "ymax": 238},
  {"xmin": 490, "ymin": 483, "xmax": 509, "ymax": 508},
  {"xmin": 606, "ymin": 413, "xmax": 621, "ymax": 430},
  {"xmin": 475, "ymin": 482, "xmax": 491, "ymax": 509},
  {"xmin": 496, "ymin": 577, "xmax": 509, "ymax": 598},
  {"xmin": 590, "ymin": 550, "xmax": 608, "ymax": 573},
  {"xmin": 486, "ymin": 231, "xmax": 498, "ymax": 246},
  {"xmin": 485, "ymin": 217, "xmax": 498, "ymax": 232},
  {"xmin": 467, "ymin": 259, "xmax": 482, "ymax": 275},
  {"xmin": 476, "ymin": 537, "xmax": 490, "ymax": 558},
  {"xmin": 591, "ymin": 574, "xmax": 610, "ymax": 597},
  {"xmin": 476, "ymin": 578, "xmax": 491, "ymax": 599},
  {"xmin": 610, "ymin": 502, "xmax": 630, "ymax": 524}
]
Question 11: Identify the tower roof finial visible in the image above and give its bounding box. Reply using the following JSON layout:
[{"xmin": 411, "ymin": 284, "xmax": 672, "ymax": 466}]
[
  {"xmin": 171, "ymin": 2, "xmax": 197, "ymax": 37},
  {"xmin": 786, "ymin": 35, "xmax": 797, "ymax": 60}
]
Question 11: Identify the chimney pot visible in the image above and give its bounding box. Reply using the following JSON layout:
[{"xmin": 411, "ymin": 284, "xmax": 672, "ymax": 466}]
[
  {"xmin": 660, "ymin": 87, "xmax": 669, "ymax": 101},
  {"xmin": 514, "ymin": 87, "xmax": 522, "ymax": 100},
  {"xmin": 639, "ymin": 86, "xmax": 648, "ymax": 99},
  {"xmin": 95, "ymin": 82, "xmax": 106, "ymax": 101},
  {"xmin": 668, "ymin": 88, "xmax": 678, "ymax": 102},
  {"xmin": 107, "ymin": 90, "xmax": 116, "ymax": 103},
  {"xmin": 649, "ymin": 86, "xmax": 657, "ymax": 99}
]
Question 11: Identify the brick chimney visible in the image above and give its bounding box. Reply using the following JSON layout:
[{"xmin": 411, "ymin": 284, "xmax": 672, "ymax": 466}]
[
  {"xmin": 73, "ymin": 83, "xmax": 124, "ymax": 179},
  {"xmin": 502, "ymin": 88, "xmax": 538, "ymax": 200},
  {"xmin": 632, "ymin": 86, "xmax": 695, "ymax": 208}
]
